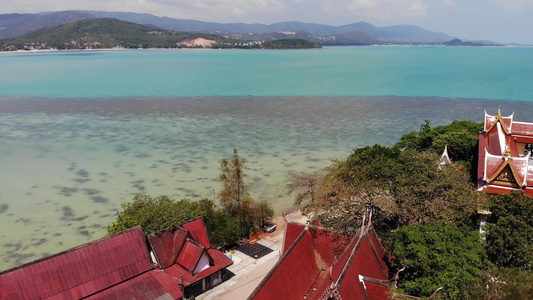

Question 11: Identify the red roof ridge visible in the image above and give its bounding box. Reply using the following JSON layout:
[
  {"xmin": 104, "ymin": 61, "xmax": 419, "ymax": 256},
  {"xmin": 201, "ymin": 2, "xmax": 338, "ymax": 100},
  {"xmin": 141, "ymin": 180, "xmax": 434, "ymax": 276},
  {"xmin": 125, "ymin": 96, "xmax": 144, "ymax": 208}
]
[
  {"xmin": 0, "ymin": 225, "xmax": 144, "ymax": 276},
  {"xmin": 248, "ymin": 226, "xmax": 310, "ymax": 299}
]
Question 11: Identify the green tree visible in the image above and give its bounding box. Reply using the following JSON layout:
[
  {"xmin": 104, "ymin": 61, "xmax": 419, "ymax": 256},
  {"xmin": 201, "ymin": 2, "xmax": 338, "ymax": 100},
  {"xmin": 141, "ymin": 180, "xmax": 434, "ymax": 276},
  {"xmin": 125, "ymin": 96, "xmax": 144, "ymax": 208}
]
[
  {"xmin": 107, "ymin": 195, "xmax": 241, "ymax": 247},
  {"xmin": 485, "ymin": 191, "xmax": 533, "ymax": 270},
  {"xmin": 461, "ymin": 268, "xmax": 533, "ymax": 300},
  {"xmin": 218, "ymin": 149, "xmax": 274, "ymax": 236},
  {"xmin": 307, "ymin": 145, "xmax": 482, "ymax": 231},
  {"xmin": 387, "ymin": 222, "xmax": 487, "ymax": 299},
  {"xmin": 394, "ymin": 120, "xmax": 482, "ymax": 163},
  {"xmin": 107, "ymin": 195, "xmax": 200, "ymax": 235}
]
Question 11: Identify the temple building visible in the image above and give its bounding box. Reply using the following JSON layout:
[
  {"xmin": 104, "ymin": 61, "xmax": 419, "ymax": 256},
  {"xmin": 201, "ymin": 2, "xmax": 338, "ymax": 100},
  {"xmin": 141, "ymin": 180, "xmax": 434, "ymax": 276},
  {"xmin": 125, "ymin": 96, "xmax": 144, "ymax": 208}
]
[
  {"xmin": 477, "ymin": 110, "xmax": 533, "ymax": 196},
  {"xmin": 0, "ymin": 218, "xmax": 233, "ymax": 300},
  {"xmin": 248, "ymin": 221, "xmax": 428, "ymax": 300}
]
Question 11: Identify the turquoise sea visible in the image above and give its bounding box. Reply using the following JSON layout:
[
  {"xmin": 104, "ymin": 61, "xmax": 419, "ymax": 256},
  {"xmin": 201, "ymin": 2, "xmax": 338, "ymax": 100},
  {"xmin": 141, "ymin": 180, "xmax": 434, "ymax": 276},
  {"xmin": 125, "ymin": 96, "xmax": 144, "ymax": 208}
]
[{"xmin": 1, "ymin": 46, "xmax": 533, "ymax": 270}]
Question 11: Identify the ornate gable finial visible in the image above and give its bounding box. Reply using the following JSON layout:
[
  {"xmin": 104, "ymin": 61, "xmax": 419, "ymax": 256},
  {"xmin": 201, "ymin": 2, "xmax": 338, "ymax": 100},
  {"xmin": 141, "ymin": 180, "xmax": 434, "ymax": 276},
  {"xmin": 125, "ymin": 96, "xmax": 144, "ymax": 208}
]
[
  {"xmin": 503, "ymin": 147, "xmax": 512, "ymax": 160},
  {"xmin": 503, "ymin": 136, "xmax": 512, "ymax": 160}
]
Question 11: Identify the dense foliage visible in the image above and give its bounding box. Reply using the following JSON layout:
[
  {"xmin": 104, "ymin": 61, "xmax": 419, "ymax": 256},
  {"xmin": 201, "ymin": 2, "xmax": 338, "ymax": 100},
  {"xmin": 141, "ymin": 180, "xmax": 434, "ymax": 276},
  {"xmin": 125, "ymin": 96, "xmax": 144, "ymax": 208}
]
[
  {"xmin": 485, "ymin": 191, "xmax": 533, "ymax": 270},
  {"xmin": 0, "ymin": 18, "xmax": 242, "ymax": 50},
  {"xmin": 394, "ymin": 120, "xmax": 482, "ymax": 163},
  {"xmin": 387, "ymin": 222, "xmax": 487, "ymax": 299},
  {"xmin": 262, "ymin": 38, "xmax": 321, "ymax": 49},
  {"xmin": 107, "ymin": 195, "xmax": 241, "ymax": 246},
  {"xmin": 461, "ymin": 268, "xmax": 533, "ymax": 299},
  {"xmin": 308, "ymin": 145, "xmax": 483, "ymax": 231}
]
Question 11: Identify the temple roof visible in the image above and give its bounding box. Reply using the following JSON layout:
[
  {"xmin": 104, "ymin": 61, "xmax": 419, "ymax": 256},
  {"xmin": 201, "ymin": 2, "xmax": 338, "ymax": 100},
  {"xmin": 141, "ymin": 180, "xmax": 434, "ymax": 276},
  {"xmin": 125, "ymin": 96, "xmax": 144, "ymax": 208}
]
[
  {"xmin": 0, "ymin": 226, "xmax": 152, "ymax": 300},
  {"xmin": 478, "ymin": 110, "xmax": 533, "ymax": 196},
  {"xmin": 0, "ymin": 217, "xmax": 233, "ymax": 300},
  {"xmin": 249, "ymin": 223, "xmax": 390, "ymax": 300}
]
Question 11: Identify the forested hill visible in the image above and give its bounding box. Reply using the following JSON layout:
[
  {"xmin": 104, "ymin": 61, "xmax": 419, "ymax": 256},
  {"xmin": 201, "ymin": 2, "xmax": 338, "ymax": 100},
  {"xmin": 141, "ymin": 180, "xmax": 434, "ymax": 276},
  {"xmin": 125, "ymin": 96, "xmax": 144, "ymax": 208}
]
[
  {"xmin": 0, "ymin": 18, "xmax": 321, "ymax": 51},
  {"xmin": 0, "ymin": 18, "xmax": 230, "ymax": 50},
  {"xmin": 262, "ymin": 39, "xmax": 321, "ymax": 49}
]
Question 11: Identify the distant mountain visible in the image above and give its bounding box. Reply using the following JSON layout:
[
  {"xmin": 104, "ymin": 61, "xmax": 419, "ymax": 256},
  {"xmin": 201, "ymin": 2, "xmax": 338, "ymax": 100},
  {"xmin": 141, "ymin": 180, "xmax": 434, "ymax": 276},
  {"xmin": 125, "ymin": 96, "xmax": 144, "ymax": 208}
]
[
  {"xmin": 443, "ymin": 39, "xmax": 483, "ymax": 46},
  {"xmin": 0, "ymin": 11, "xmax": 92, "ymax": 38},
  {"xmin": 0, "ymin": 18, "xmax": 321, "ymax": 51},
  {"xmin": 83, "ymin": 11, "xmax": 454, "ymax": 43},
  {"xmin": 0, "ymin": 11, "xmax": 456, "ymax": 43}
]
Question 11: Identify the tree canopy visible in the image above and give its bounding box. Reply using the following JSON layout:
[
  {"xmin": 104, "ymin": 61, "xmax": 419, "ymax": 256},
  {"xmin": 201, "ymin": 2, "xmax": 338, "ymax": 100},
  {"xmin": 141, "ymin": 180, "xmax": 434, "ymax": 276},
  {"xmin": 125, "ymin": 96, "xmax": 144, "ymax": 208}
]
[
  {"xmin": 107, "ymin": 195, "xmax": 241, "ymax": 246},
  {"xmin": 393, "ymin": 120, "xmax": 482, "ymax": 163},
  {"xmin": 387, "ymin": 222, "xmax": 487, "ymax": 299},
  {"xmin": 485, "ymin": 191, "xmax": 533, "ymax": 270},
  {"xmin": 307, "ymin": 145, "xmax": 483, "ymax": 232}
]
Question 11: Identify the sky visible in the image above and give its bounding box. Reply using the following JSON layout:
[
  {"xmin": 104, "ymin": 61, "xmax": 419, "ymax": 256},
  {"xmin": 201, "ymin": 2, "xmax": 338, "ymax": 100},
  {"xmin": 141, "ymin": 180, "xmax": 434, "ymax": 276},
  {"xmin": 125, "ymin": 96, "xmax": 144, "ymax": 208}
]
[{"xmin": 2, "ymin": 0, "xmax": 533, "ymax": 44}]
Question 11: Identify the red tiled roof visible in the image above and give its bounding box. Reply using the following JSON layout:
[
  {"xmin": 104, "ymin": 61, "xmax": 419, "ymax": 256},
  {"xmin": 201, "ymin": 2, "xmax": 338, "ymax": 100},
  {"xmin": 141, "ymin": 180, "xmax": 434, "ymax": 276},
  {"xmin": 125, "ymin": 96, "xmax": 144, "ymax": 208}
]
[
  {"xmin": 282, "ymin": 222, "xmax": 306, "ymax": 254},
  {"xmin": 177, "ymin": 239, "xmax": 205, "ymax": 273},
  {"xmin": 369, "ymin": 231, "xmax": 389, "ymax": 274},
  {"xmin": 85, "ymin": 272, "xmax": 174, "ymax": 300},
  {"xmin": 152, "ymin": 249, "xmax": 232, "ymax": 299},
  {"xmin": 338, "ymin": 238, "xmax": 388, "ymax": 299},
  {"xmin": 0, "ymin": 226, "xmax": 151, "ymax": 300},
  {"xmin": 364, "ymin": 281, "xmax": 391, "ymax": 300},
  {"xmin": 182, "ymin": 218, "xmax": 211, "ymax": 249},
  {"xmin": 331, "ymin": 235, "xmax": 357, "ymax": 282},
  {"xmin": 147, "ymin": 227, "xmax": 188, "ymax": 269},
  {"xmin": 484, "ymin": 112, "xmax": 513, "ymax": 133},
  {"xmin": 512, "ymin": 122, "xmax": 533, "ymax": 136},
  {"xmin": 310, "ymin": 227, "xmax": 351, "ymax": 266},
  {"xmin": 252, "ymin": 229, "xmax": 323, "ymax": 300}
]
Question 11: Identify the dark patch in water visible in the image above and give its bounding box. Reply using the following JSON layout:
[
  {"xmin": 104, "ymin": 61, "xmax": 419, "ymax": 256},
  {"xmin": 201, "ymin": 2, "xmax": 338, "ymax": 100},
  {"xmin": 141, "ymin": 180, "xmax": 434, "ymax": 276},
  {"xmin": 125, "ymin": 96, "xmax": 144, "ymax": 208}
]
[
  {"xmin": 150, "ymin": 164, "xmax": 159, "ymax": 168},
  {"xmin": 135, "ymin": 153, "xmax": 152, "ymax": 158},
  {"xmin": 90, "ymin": 224, "xmax": 102, "ymax": 229},
  {"xmin": 13, "ymin": 253, "xmax": 36, "ymax": 266},
  {"xmin": 99, "ymin": 172, "xmax": 108, "ymax": 176},
  {"xmin": 61, "ymin": 206, "xmax": 75, "ymax": 221},
  {"xmin": 0, "ymin": 204, "xmax": 8, "ymax": 214},
  {"xmin": 114, "ymin": 145, "xmax": 129, "ymax": 152},
  {"xmin": 91, "ymin": 196, "xmax": 108, "ymax": 203},
  {"xmin": 78, "ymin": 226, "xmax": 87, "ymax": 230},
  {"xmin": 72, "ymin": 215, "xmax": 89, "ymax": 221},
  {"xmin": 68, "ymin": 163, "xmax": 77, "ymax": 171},
  {"xmin": 78, "ymin": 230, "xmax": 91, "ymax": 237},
  {"xmin": 74, "ymin": 178, "xmax": 91, "ymax": 184},
  {"xmin": 31, "ymin": 238, "xmax": 47, "ymax": 246},
  {"xmin": 56, "ymin": 186, "xmax": 79, "ymax": 197},
  {"xmin": 53, "ymin": 233, "xmax": 62, "ymax": 237},
  {"xmin": 93, "ymin": 210, "xmax": 100, "ymax": 214},
  {"xmin": 4, "ymin": 242, "xmax": 22, "ymax": 252},
  {"xmin": 83, "ymin": 188, "xmax": 101, "ymax": 196},
  {"xmin": 305, "ymin": 157, "xmax": 321, "ymax": 162},
  {"xmin": 100, "ymin": 214, "xmax": 110, "ymax": 218},
  {"xmin": 131, "ymin": 179, "xmax": 145, "ymax": 191},
  {"xmin": 76, "ymin": 169, "xmax": 89, "ymax": 177},
  {"xmin": 16, "ymin": 218, "xmax": 31, "ymax": 224}
]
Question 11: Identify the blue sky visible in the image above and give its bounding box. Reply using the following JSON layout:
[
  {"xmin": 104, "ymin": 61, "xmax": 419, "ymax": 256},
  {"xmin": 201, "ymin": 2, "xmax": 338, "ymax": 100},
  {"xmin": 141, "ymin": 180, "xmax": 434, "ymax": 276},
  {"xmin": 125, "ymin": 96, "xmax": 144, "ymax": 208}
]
[{"xmin": 2, "ymin": 0, "xmax": 532, "ymax": 44}]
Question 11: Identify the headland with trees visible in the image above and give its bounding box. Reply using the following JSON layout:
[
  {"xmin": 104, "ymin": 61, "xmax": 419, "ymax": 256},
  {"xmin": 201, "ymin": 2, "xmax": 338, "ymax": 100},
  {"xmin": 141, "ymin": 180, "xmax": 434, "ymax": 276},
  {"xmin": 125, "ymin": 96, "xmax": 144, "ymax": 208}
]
[{"xmin": 109, "ymin": 120, "xmax": 533, "ymax": 299}]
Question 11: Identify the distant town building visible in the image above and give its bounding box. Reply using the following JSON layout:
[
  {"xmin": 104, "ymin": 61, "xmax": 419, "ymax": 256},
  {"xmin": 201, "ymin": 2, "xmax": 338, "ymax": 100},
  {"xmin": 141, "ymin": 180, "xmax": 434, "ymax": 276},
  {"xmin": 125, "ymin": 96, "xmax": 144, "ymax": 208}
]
[
  {"xmin": 0, "ymin": 218, "xmax": 232, "ymax": 300},
  {"xmin": 477, "ymin": 110, "xmax": 533, "ymax": 196}
]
